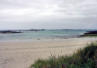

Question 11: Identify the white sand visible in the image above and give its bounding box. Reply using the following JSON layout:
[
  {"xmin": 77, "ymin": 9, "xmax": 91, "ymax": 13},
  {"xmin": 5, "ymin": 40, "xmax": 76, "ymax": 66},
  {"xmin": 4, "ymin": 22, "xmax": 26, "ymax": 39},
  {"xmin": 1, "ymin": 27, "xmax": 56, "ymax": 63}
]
[{"xmin": 0, "ymin": 37, "xmax": 97, "ymax": 68}]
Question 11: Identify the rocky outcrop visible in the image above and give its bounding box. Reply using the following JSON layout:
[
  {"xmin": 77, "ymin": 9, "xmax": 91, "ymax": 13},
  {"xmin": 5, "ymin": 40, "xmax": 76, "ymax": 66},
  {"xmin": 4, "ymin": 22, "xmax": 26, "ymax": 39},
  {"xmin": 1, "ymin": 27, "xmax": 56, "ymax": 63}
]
[
  {"xmin": 0, "ymin": 30, "xmax": 22, "ymax": 34},
  {"xmin": 84, "ymin": 31, "xmax": 97, "ymax": 34},
  {"xmin": 81, "ymin": 31, "xmax": 97, "ymax": 37}
]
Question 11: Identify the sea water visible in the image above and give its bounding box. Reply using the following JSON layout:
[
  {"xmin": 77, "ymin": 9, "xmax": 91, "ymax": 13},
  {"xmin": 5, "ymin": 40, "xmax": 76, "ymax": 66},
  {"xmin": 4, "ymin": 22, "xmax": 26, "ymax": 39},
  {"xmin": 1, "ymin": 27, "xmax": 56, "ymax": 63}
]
[{"xmin": 0, "ymin": 29, "xmax": 90, "ymax": 41}]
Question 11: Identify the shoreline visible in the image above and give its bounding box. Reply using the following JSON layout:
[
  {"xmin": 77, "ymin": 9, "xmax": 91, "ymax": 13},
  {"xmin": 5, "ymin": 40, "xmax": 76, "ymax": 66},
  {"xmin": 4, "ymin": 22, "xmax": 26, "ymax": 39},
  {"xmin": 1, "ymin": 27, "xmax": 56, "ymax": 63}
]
[{"xmin": 0, "ymin": 37, "xmax": 97, "ymax": 43}]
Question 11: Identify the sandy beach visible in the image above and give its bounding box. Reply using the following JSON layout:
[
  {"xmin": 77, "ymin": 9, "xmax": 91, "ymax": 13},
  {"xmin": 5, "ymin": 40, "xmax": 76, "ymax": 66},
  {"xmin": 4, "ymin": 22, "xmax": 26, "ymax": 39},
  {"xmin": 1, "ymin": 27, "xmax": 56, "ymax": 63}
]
[{"xmin": 0, "ymin": 37, "xmax": 97, "ymax": 68}]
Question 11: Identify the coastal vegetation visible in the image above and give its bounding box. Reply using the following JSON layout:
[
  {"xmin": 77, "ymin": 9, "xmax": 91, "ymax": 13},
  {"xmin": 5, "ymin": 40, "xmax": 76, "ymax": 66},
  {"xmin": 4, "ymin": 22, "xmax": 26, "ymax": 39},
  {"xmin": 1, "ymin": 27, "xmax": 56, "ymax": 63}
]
[{"xmin": 31, "ymin": 43, "xmax": 97, "ymax": 68}]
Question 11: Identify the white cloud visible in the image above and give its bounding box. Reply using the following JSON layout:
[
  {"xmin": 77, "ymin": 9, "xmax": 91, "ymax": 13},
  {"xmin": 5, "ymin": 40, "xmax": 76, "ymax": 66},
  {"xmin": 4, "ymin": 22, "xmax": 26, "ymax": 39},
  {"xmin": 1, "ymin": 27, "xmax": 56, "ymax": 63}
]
[{"xmin": 0, "ymin": 0, "xmax": 97, "ymax": 29}]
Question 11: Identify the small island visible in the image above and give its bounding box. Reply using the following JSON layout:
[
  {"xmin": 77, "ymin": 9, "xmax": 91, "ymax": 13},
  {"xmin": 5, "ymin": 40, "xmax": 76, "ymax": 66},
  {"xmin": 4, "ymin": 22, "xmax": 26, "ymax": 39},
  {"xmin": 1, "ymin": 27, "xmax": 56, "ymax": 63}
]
[{"xmin": 0, "ymin": 30, "xmax": 22, "ymax": 34}]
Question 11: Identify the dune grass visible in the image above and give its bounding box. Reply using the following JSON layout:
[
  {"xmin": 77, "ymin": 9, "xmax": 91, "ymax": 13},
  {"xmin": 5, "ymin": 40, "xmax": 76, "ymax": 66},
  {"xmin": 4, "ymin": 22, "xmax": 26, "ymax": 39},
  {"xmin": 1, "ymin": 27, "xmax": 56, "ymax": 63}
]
[
  {"xmin": 31, "ymin": 43, "xmax": 97, "ymax": 68},
  {"xmin": 82, "ymin": 34, "xmax": 97, "ymax": 37}
]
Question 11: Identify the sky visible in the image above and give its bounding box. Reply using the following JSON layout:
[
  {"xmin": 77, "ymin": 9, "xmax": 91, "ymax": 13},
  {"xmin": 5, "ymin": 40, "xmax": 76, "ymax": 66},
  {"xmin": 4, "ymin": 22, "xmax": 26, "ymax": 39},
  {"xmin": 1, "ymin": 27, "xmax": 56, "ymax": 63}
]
[{"xmin": 0, "ymin": 0, "xmax": 97, "ymax": 30}]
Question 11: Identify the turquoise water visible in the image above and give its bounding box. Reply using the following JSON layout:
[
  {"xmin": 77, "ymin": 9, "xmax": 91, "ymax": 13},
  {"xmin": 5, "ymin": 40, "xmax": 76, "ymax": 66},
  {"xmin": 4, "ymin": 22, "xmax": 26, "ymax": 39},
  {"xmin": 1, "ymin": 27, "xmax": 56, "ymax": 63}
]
[{"xmin": 0, "ymin": 29, "xmax": 89, "ymax": 41}]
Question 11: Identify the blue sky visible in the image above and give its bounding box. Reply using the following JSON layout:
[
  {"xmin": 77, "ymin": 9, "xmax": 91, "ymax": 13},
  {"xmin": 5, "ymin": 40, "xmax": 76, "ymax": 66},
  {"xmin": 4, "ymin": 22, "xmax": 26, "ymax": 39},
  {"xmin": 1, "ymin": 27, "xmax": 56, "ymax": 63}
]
[{"xmin": 0, "ymin": 0, "xmax": 97, "ymax": 30}]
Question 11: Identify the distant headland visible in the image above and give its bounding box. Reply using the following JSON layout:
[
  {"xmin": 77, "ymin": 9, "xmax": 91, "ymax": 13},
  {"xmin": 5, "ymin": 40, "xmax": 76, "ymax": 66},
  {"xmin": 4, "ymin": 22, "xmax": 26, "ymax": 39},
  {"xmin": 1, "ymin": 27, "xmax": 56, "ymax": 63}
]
[
  {"xmin": 0, "ymin": 29, "xmax": 45, "ymax": 34},
  {"xmin": 80, "ymin": 30, "xmax": 97, "ymax": 37}
]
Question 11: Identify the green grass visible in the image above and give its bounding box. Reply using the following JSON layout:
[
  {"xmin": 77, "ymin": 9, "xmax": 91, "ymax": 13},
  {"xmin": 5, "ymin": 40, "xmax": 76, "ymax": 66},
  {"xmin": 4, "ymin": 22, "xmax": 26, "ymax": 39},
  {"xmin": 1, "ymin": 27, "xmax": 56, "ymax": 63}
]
[
  {"xmin": 82, "ymin": 34, "xmax": 97, "ymax": 37},
  {"xmin": 30, "ymin": 43, "xmax": 97, "ymax": 68}
]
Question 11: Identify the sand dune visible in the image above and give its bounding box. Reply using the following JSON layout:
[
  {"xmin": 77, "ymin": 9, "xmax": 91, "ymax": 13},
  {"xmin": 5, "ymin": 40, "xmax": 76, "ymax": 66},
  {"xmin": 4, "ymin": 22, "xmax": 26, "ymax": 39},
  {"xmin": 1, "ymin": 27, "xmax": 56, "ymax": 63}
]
[{"xmin": 0, "ymin": 37, "xmax": 97, "ymax": 68}]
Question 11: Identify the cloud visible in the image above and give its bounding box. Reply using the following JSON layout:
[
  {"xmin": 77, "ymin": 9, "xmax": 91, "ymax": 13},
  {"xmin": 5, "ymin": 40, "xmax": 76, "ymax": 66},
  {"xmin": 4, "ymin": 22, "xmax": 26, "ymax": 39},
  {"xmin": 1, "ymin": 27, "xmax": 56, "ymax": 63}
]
[{"xmin": 0, "ymin": 0, "xmax": 97, "ymax": 29}]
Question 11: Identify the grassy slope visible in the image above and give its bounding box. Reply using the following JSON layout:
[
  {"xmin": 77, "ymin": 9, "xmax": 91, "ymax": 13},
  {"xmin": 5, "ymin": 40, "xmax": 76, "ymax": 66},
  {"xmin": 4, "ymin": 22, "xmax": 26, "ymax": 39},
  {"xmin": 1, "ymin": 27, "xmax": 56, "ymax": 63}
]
[
  {"xmin": 31, "ymin": 43, "xmax": 97, "ymax": 68},
  {"xmin": 81, "ymin": 34, "xmax": 97, "ymax": 37}
]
